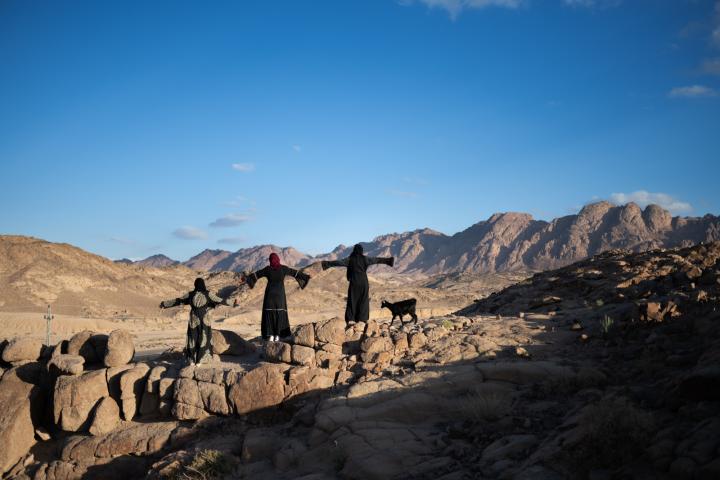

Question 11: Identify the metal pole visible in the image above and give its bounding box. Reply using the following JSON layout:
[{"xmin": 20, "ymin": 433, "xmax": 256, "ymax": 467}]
[{"xmin": 44, "ymin": 305, "xmax": 53, "ymax": 346}]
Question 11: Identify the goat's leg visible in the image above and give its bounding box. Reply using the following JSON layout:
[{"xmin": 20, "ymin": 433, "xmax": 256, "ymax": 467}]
[{"xmin": 411, "ymin": 310, "xmax": 418, "ymax": 322}]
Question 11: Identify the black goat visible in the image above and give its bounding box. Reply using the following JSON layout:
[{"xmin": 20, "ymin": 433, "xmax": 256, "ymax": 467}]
[{"xmin": 381, "ymin": 298, "xmax": 418, "ymax": 323}]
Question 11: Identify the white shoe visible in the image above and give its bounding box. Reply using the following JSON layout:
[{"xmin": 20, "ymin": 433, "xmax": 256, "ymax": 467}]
[{"xmin": 273, "ymin": 335, "xmax": 280, "ymax": 341}]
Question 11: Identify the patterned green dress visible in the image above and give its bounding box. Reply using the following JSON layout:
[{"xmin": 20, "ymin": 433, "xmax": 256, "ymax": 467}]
[{"xmin": 161, "ymin": 289, "xmax": 226, "ymax": 364}]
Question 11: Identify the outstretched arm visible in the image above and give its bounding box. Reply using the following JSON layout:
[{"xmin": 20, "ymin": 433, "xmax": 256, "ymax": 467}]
[
  {"xmin": 208, "ymin": 292, "xmax": 230, "ymax": 308},
  {"xmin": 367, "ymin": 257, "xmax": 395, "ymax": 267},
  {"xmin": 283, "ymin": 266, "xmax": 311, "ymax": 290},
  {"xmin": 159, "ymin": 292, "xmax": 190, "ymax": 309},
  {"xmin": 243, "ymin": 267, "xmax": 268, "ymax": 289},
  {"xmin": 321, "ymin": 258, "xmax": 349, "ymax": 270}
]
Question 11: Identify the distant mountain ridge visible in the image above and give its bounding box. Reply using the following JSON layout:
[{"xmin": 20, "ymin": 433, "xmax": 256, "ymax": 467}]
[{"xmin": 126, "ymin": 202, "xmax": 720, "ymax": 275}]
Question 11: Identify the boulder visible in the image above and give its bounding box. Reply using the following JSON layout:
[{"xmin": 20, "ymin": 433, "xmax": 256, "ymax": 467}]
[
  {"xmin": 106, "ymin": 364, "xmax": 135, "ymax": 401},
  {"xmin": 119, "ymin": 364, "xmax": 150, "ymax": 420},
  {"xmin": 292, "ymin": 344, "xmax": 317, "ymax": 367},
  {"xmin": 198, "ymin": 381, "xmax": 230, "ymax": 415},
  {"xmin": 408, "ymin": 332, "xmax": 427, "ymax": 350},
  {"xmin": 0, "ymin": 365, "xmax": 43, "ymax": 475},
  {"xmin": 67, "ymin": 331, "xmax": 108, "ymax": 364},
  {"xmin": 48, "ymin": 354, "xmax": 84, "ymax": 376},
  {"xmin": 54, "ymin": 369, "xmax": 109, "ymax": 432},
  {"xmin": 315, "ymin": 318, "xmax": 346, "ymax": 346},
  {"xmin": 265, "ymin": 341, "xmax": 292, "ymax": 364},
  {"xmin": 211, "ymin": 329, "xmax": 256, "ymax": 356},
  {"xmin": 2, "ymin": 337, "xmax": 43, "ymax": 364},
  {"xmin": 104, "ymin": 329, "xmax": 134, "ymax": 367},
  {"xmin": 89, "ymin": 397, "xmax": 120, "ymax": 436},
  {"xmin": 172, "ymin": 378, "xmax": 206, "ymax": 420},
  {"xmin": 229, "ymin": 363, "xmax": 288, "ymax": 415},
  {"xmin": 361, "ymin": 336, "xmax": 393, "ymax": 354},
  {"xmin": 292, "ymin": 323, "xmax": 316, "ymax": 348}
]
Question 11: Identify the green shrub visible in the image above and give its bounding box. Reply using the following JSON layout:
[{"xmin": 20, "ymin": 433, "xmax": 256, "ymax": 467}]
[{"xmin": 171, "ymin": 450, "xmax": 237, "ymax": 480}]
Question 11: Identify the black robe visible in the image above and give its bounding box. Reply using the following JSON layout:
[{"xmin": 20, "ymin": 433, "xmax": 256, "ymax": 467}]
[
  {"xmin": 246, "ymin": 265, "xmax": 310, "ymax": 339},
  {"xmin": 321, "ymin": 255, "xmax": 394, "ymax": 322},
  {"xmin": 161, "ymin": 289, "xmax": 226, "ymax": 364}
]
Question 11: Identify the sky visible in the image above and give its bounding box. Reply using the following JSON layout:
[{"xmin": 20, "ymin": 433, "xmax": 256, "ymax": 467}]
[{"xmin": 1, "ymin": 0, "xmax": 719, "ymax": 261}]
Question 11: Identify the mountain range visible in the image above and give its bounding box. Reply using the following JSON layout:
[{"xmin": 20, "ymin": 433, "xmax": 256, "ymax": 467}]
[{"xmin": 122, "ymin": 202, "xmax": 720, "ymax": 275}]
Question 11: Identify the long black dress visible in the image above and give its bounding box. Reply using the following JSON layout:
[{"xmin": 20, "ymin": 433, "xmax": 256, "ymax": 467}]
[
  {"xmin": 246, "ymin": 266, "xmax": 310, "ymax": 339},
  {"xmin": 161, "ymin": 289, "xmax": 226, "ymax": 364},
  {"xmin": 321, "ymin": 252, "xmax": 394, "ymax": 322}
]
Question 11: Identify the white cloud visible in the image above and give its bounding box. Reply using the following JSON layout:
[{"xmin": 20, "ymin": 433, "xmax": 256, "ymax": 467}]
[
  {"xmin": 173, "ymin": 226, "xmax": 208, "ymax": 240},
  {"xmin": 231, "ymin": 163, "xmax": 255, "ymax": 172},
  {"xmin": 563, "ymin": 0, "xmax": 620, "ymax": 7},
  {"xmin": 292, "ymin": 145, "xmax": 302, "ymax": 152},
  {"xmin": 668, "ymin": 85, "xmax": 718, "ymax": 98},
  {"xmin": 218, "ymin": 236, "xmax": 246, "ymax": 245},
  {"xmin": 399, "ymin": 0, "xmax": 522, "ymax": 20},
  {"xmin": 609, "ymin": 191, "xmax": 692, "ymax": 215},
  {"xmin": 387, "ymin": 189, "xmax": 418, "ymax": 198},
  {"xmin": 702, "ymin": 58, "xmax": 720, "ymax": 76},
  {"xmin": 403, "ymin": 176, "xmax": 429, "ymax": 186},
  {"xmin": 209, "ymin": 213, "xmax": 252, "ymax": 228}
]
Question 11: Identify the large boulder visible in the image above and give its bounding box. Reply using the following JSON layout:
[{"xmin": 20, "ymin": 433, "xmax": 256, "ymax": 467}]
[
  {"xmin": 229, "ymin": 363, "xmax": 288, "ymax": 415},
  {"xmin": 315, "ymin": 318, "xmax": 346, "ymax": 346},
  {"xmin": 265, "ymin": 341, "xmax": 292, "ymax": 364},
  {"xmin": 211, "ymin": 329, "xmax": 256, "ymax": 356},
  {"xmin": 172, "ymin": 378, "xmax": 206, "ymax": 420},
  {"xmin": 89, "ymin": 397, "xmax": 120, "ymax": 436},
  {"xmin": 1, "ymin": 337, "xmax": 43, "ymax": 364},
  {"xmin": 291, "ymin": 344, "xmax": 316, "ymax": 367},
  {"xmin": 104, "ymin": 329, "xmax": 135, "ymax": 367},
  {"xmin": 54, "ymin": 369, "xmax": 109, "ymax": 432},
  {"xmin": 0, "ymin": 364, "xmax": 43, "ymax": 475},
  {"xmin": 48, "ymin": 354, "xmax": 85, "ymax": 376},
  {"xmin": 67, "ymin": 331, "xmax": 108, "ymax": 364},
  {"xmin": 292, "ymin": 323, "xmax": 315, "ymax": 348},
  {"xmin": 119, "ymin": 363, "xmax": 150, "ymax": 420}
]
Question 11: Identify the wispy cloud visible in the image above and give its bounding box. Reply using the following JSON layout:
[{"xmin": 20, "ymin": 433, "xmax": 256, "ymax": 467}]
[
  {"xmin": 173, "ymin": 226, "xmax": 208, "ymax": 240},
  {"xmin": 231, "ymin": 163, "xmax": 255, "ymax": 172},
  {"xmin": 609, "ymin": 191, "xmax": 692, "ymax": 215},
  {"xmin": 106, "ymin": 236, "xmax": 136, "ymax": 245},
  {"xmin": 562, "ymin": 0, "xmax": 620, "ymax": 8},
  {"xmin": 399, "ymin": 0, "xmax": 522, "ymax": 20},
  {"xmin": 713, "ymin": 1, "xmax": 720, "ymax": 48},
  {"xmin": 223, "ymin": 195, "xmax": 256, "ymax": 208},
  {"xmin": 218, "ymin": 236, "xmax": 246, "ymax": 245},
  {"xmin": 668, "ymin": 85, "xmax": 718, "ymax": 98},
  {"xmin": 702, "ymin": 58, "xmax": 720, "ymax": 76},
  {"xmin": 209, "ymin": 213, "xmax": 252, "ymax": 228},
  {"xmin": 292, "ymin": 145, "xmax": 302, "ymax": 152},
  {"xmin": 403, "ymin": 176, "xmax": 429, "ymax": 186},
  {"xmin": 387, "ymin": 189, "xmax": 418, "ymax": 198}
]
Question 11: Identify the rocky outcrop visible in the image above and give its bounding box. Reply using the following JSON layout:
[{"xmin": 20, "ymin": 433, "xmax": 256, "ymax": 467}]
[
  {"xmin": 103, "ymin": 329, "xmax": 134, "ymax": 367},
  {"xmin": 53, "ymin": 370, "xmax": 109, "ymax": 432},
  {"xmin": 211, "ymin": 329, "xmax": 256, "ymax": 356},
  {"xmin": 1, "ymin": 337, "xmax": 43, "ymax": 365},
  {"xmin": 0, "ymin": 364, "xmax": 43, "ymax": 475},
  {"xmin": 67, "ymin": 331, "xmax": 108, "ymax": 364}
]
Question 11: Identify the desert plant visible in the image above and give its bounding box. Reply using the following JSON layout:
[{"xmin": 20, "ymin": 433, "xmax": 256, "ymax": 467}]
[
  {"xmin": 172, "ymin": 450, "xmax": 237, "ymax": 480},
  {"xmin": 455, "ymin": 388, "xmax": 511, "ymax": 422},
  {"xmin": 442, "ymin": 319, "xmax": 454, "ymax": 330},
  {"xmin": 600, "ymin": 315, "xmax": 614, "ymax": 337},
  {"xmin": 570, "ymin": 397, "xmax": 654, "ymax": 470}
]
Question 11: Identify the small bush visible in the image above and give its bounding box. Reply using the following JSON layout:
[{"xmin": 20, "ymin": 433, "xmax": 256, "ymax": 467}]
[
  {"xmin": 571, "ymin": 397, "xmax": 654, "ymax": 470},
  {"xmin": 172, "ymin": 450, "xmax": 237, "ymax": 480},
  {"xmin": 600, "ymin": 315, "xmax": 614, "ymax": 336},
  {"xmin": 442, "ymin": 319, "xmax": 454, "ymax": 330},
  {"xmin": 455, "ymin": 388, "xmax": 511, "ymax": 422}
]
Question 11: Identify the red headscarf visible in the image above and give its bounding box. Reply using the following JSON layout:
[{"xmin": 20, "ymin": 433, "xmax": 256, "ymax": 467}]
[{"xmin": 269, "ymin": 253, "xmax": 281, "ymax": 270}]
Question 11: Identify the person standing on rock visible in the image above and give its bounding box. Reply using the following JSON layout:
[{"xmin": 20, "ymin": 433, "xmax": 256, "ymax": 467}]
[
  {"xmin": 159, "ymin": 277, "xmax": 229, "ymax": 365},
  {"xmin": 243, "ymin": 253, "xmax": 311, "ymax": 342},
  {"xmin": 321, "ymin": 244, "xmax": 394, "ymax": 323}
]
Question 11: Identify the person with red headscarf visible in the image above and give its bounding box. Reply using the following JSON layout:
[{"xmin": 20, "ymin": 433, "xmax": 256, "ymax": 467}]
[{"xmin": 243, "ymin": 253, "xmax": 311, "ymax": 341}]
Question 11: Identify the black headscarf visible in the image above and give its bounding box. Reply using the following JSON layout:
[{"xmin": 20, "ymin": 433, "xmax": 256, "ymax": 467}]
[
  {"xmin": 194, "ymin": 278, "xmax": 207, "ymax": 292},
  {"xmin": 351, "ymin": 244, "xmax": 364, "ymax": 257}
]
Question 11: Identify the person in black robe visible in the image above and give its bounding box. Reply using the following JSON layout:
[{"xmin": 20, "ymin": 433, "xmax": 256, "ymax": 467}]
[
  {"xmin": 243, "ymin": 253, "xmax": 311, "ymax": 341},
  {"xmin": 160, "ymin": 278, "xmax": 228, "ymax": 365},
  {"xmin": 321, "ymin": 244, "xmax": 394, "ymax": 323}
]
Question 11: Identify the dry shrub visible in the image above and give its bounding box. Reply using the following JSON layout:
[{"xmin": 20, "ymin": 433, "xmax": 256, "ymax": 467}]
[
  {"xmin": 171, "ymin": 450, "xmax": 237, "ymax": 480},
  {"xmin": 455, "ymin": 387, "xmax": 511, "ymax": 422},
  {"xmin": 571, "ymin": 397, "xmax": 654, "ymax": 470}
]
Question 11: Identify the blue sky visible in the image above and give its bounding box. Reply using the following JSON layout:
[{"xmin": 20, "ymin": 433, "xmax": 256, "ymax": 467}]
[{"xmin": 1, "ymin": 0, "xmax": 719, "ymax": 260}]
